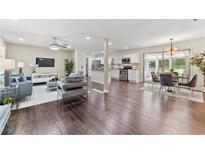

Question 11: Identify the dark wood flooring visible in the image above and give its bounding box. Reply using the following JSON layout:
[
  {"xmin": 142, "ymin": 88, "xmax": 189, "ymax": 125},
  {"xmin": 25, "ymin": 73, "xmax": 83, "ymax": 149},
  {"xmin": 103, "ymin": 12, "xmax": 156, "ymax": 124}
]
[{"xmin": 5, "ymin": 80, "xmax": 205, "ymax": 135}]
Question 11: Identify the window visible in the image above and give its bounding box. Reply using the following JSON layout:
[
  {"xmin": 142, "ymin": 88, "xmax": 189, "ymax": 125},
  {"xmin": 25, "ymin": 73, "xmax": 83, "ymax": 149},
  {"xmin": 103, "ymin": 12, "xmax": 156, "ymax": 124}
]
[
  {"xmin": 144, "ymin": 52, "xmax": 162, "ymax": 80},
  {"xmin": 144, "ymin": 50, "xmax": 190, "ymax": 81}
]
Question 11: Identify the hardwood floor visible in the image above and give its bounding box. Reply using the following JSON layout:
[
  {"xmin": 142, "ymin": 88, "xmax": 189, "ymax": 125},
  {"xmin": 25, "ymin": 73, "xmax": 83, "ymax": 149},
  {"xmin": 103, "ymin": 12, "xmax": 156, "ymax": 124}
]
[{"xmin": 5, "ymin": 80, "xmax": 205, "ymax": 135}]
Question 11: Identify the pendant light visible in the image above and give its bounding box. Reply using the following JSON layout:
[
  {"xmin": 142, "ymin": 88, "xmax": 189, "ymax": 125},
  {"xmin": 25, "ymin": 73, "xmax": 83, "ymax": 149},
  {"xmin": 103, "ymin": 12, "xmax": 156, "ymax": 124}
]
[{"xmin": 167, "ymin": 38, "xmax": 177, "ymax": 56}]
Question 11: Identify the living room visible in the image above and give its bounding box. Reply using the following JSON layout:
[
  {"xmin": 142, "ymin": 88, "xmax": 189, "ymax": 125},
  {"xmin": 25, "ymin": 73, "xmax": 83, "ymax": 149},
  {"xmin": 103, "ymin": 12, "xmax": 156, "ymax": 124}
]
[
  {"xmin": 1, "ymin": 19, "xmax": 205, "ymax": 136},
  {"xmin": 2, "ymin": 1, "xmax": 205, "ymax": 154}
]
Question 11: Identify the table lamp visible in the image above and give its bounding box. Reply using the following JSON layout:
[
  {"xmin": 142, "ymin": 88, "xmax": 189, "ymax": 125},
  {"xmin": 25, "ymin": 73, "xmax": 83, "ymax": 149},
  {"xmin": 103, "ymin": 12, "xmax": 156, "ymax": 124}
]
[
  {"xmin": 17, "ymin": 62, "xmax": 24, "ymax": 73},
  {"xmin": 0, "ymin": 59, "xmax": 15, "ymax": 87}
]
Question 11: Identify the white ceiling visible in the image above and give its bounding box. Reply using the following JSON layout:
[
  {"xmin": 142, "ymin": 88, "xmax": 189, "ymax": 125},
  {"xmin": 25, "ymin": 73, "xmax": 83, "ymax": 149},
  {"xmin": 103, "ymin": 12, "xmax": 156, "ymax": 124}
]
[{"xmin": 0, "ymin": 19, "xmax": 205, "ymax": 53}]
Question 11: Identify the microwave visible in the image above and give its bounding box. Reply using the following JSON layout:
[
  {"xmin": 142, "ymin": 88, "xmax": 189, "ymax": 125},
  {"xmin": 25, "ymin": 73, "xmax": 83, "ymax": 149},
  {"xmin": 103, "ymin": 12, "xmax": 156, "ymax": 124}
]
[{"xmin": 122, "ymin": 58, "xmax": 130, "ymax": 64}]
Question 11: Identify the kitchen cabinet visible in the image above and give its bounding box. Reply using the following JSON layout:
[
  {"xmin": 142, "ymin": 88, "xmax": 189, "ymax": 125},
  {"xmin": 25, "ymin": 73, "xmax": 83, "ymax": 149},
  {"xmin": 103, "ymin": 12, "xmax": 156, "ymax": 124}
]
[
  {"xmin": 96, "ymin": 57, "xmax": 112, "ymax": 65},
  {"xmin": 113, "ymin": 53, "xmax": 140, "ymax": 64},
  {"xmin": 130, "ymin": 53, "xmax": 140, "ymax": 63},
  {"xmin": 111, "ymin": 69, "xmax": 120, "ymax": 79},
  {"xmin": 100, "ymin": 57, "xmax": 104, "ymax": 64},
  {"xmin": 108, "ymin": 57, "xmax": 112, "ymax": 65},
  {"xmin": 128, "ymin": 69, "xmax": 140, "ymax": 83},
  {"xmin": 114, "ymin": 56, "xmax": 122, "ymax": 64}
]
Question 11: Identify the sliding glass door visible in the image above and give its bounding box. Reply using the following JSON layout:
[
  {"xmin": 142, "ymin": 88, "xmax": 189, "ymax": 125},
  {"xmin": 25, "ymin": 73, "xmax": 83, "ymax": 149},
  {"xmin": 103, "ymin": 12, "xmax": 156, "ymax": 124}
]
[
  {"xmin": 143, "ymin": 50, "xmax": 190, "ymax": 82},
  {"xmin": 144, "ymin": 52, "xmax": 163, "ymax": 81}
]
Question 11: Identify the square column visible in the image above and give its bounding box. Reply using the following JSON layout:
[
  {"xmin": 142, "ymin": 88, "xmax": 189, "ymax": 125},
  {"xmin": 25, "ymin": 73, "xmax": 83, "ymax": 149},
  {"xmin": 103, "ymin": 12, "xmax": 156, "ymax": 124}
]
[{"xmin": 104, "ymin": 38, "xmax": 109, "ymax": 93}]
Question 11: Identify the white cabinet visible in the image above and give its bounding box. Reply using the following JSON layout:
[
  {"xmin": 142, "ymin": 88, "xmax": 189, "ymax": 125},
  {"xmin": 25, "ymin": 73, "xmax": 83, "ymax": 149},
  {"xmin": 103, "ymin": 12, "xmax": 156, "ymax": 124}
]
[
  {"xmin": 113, "ymin": 54, "xmax": 140, "ymax": 64},
  {"xmin": 114, "ymin": 56, "xmax": 122, "ymax": 64},
  {"xmin": 130, "ymin": 53, "xmax": 140, "ymax": 63},
  {"xmin": 100, "ymin": 57, "xmax": 112, "ymax": 65},
  {"xmin": 108, "ymin": 57, "xmax": 112, "ymax": 65},
  {"xmin": 100, "ymin": 57, "xmax": 104, "ymax": 64},
  {"xmin": 128, "ymin": 70, "xmax": 140, "ymax": 83},
  {"xmin": 111, "ymin": 69, "xmax": 120, "ymax": 79}
]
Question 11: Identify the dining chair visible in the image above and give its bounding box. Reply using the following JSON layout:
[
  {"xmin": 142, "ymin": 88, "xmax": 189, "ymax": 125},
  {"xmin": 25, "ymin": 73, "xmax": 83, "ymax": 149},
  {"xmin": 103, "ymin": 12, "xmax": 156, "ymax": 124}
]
[
  {"xmin": 159, "ymin": 73, "xmax": 176, "ymax": 93},
  {"xmin": 151, "ymin": 72, "xmax": 160, "ymax": 88},
  {"xmin": 178, "ymin": 74, "xmax": 197, "ymax": 95}
]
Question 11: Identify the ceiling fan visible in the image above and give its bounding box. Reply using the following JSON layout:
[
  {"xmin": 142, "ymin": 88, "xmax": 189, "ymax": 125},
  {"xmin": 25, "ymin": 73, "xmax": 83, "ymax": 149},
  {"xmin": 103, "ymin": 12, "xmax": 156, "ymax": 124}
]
[{"xmin": 49, "ymin": 37, "xmax": 71, "ymax": 51}]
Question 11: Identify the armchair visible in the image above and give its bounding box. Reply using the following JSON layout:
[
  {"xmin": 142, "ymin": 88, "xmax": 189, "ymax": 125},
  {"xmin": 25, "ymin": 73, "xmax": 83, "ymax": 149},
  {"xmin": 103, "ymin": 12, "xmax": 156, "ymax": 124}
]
[
  {"xmin": 10, "ymin": 74, "xmax": 33, "ymax": 98},
  {"xmin": 17, "ymin": 81, "xmax": 33, "ymax": 98},
  {"xmin": 57, "ymin": 75, "xmax": 88, "ymax": 103}
]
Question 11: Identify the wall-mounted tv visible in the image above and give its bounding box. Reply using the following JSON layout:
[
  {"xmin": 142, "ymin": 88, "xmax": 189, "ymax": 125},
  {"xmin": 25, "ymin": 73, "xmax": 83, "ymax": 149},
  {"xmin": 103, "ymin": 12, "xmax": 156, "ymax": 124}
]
[{"xmin": 36, "ymin": 58, "xmax": 55, "ymax": 67}]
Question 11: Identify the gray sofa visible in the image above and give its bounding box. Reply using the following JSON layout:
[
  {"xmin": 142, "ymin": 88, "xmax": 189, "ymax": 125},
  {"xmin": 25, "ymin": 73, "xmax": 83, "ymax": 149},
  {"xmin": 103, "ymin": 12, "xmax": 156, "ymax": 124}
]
[
  {"xmin": 10, "ymin": 73, "xmax": 33, "ymax": 98},
  {"xmin": 0, "ymin": 104, "xmax": 11, "ymax": 134},
  {"xmin": 57, "ymin": 75, "xmax": 88, "ymax": 102}
]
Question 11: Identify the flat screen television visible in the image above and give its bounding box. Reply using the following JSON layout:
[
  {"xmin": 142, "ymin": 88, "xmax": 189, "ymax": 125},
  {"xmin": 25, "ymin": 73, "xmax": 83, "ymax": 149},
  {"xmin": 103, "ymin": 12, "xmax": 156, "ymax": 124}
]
[{"xmin": 36, "ymin": 58, "xmax": 55, "ymax": 67}]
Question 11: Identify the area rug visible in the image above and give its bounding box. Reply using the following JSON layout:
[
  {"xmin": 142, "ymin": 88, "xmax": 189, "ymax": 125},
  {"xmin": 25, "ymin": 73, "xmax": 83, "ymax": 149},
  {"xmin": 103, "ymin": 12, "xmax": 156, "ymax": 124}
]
[
  {"xmin": 140, "ymin": 84, "xmax": 203, "ymax": 103},
  {"xmin": 12, "ymin": 85, "xmax": 57, "ymax": 110}
]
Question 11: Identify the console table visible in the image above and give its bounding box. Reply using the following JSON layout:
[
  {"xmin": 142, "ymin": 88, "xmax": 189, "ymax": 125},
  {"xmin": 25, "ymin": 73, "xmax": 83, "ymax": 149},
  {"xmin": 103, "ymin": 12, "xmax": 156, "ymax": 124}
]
[{"xmin": 32, "ymin": 73, "xmax": 59, "ymax": 84}]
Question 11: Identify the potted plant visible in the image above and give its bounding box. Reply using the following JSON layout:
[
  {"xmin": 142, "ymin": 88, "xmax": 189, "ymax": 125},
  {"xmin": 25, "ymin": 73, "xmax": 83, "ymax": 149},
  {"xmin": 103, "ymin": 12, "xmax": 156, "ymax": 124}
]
[
  {"xmin": 3, "ymin": 97, "xmax": 14, "ymax": 105},
  {"xmin": 1, "ymin": 97, "xmax": 13, "ymax": 109},
  {"xmin": 64, "ymin": 59, "xmax": 74, "ymax": 76},
  {"xmin": 190, "ymin": 51, "xmax": 205, "ymax": 102}
]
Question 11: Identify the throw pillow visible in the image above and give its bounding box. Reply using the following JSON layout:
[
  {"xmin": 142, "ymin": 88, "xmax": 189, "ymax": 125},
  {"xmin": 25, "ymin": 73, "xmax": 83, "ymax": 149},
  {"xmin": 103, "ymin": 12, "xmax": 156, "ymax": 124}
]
[
  {"xmin": 11, "ymin": 77, "xmax": 17, "ymax": 83},
  {"xmin": 17, "ymin": 76, "xmax": 26, "ymax": 82}
]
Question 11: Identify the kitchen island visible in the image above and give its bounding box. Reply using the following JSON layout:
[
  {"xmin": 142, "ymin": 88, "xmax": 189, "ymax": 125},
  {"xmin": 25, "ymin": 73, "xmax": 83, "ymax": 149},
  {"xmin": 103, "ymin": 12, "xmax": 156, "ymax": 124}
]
[{"xmin": 89, "ymin": 70, "xmax": 111, "ymax": 85}]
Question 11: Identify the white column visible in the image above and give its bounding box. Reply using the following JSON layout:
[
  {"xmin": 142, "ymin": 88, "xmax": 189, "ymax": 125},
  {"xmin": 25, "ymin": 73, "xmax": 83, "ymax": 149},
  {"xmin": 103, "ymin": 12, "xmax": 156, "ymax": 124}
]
[{"xmin": 104, "ymin": 38, "xmax": 109, "ymax": 93}]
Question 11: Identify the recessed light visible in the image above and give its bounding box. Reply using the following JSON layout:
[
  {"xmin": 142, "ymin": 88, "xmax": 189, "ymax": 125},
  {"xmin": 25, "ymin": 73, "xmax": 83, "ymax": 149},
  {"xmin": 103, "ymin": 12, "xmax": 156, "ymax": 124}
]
[
  {"xmin": 193, "ymin": 19, "xmax": 198, "ymax": 21},
  {"xmin": 66, "ymin": 45, "xmax": 71, "ymax": 49},
  {"xmin": 124, "ymin": 46, "xmax": 128, "ymax": 50},
  {"xmin": 86, "ymin": 36, "xmax": 91, "ymax": 40},
  {"xmin": 18, "ymin": 38, "xmax": 24, "ymax": 41},
  {"xmin": 108, "ymin": 42, "xmax": 112, "ymax": 45}
]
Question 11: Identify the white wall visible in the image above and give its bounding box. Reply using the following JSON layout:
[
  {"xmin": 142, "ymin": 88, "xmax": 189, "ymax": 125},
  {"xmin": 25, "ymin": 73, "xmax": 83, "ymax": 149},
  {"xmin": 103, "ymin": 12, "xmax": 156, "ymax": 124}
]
[
  {"xmin": 6, "ymin": 43, "xmax": 75, "ymax": 76},
  {"xmin": 0, "ymin": 36, "xmax": 6, "ymax": 59},
  {"xmin": 112, "ymin": 38, "xmax": 205, "ymax": 90},
  {"xmin": 0, "ymin": 36, "xmax": 6, "ymax": 47},
  {"xmin": 0, "ymin": 36, "xmax": 6, "ymax": 87},
  {"xmin": 75, "ymin": 49, "xmax": 87, "ymax": 75}
]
